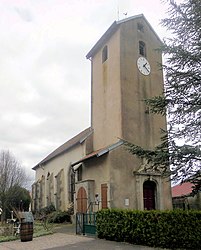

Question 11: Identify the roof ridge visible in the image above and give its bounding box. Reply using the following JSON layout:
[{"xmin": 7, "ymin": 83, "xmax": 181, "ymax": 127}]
[
  {"xmin": 33, "ymin": 127, "xmax": 92, "ymax": 170},
  {"xmin": 116, "ymin": 14, "xmax": 144, "ymax": 25},
  {"xmin": 86, "ymin": 14, "xmax": 162, "ymax": 59}
]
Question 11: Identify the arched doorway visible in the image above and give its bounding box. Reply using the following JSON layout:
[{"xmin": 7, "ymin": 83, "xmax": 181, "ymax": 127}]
[
  {"xmin": 143, "ymin": 180, "xmax": 156, "ymax": 210},
  {"xmin": 77, "ymin": 187, "xmax": 87, "ymax": 213}
]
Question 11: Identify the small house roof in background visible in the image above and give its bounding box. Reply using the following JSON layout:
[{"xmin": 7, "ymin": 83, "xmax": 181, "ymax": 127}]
[{"xmin": 172, "ymin": 182, "xmax": 194, "ymax": 197}]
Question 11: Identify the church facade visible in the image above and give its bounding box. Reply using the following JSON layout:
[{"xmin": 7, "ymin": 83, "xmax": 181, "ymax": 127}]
[{"xmin": 32, "ymin": 14, "xmax": 172, "ymax": 213}]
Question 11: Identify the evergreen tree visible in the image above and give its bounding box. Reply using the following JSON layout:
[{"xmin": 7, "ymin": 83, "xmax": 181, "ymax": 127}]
[
  {"xmin": 125, "ymin": 0, "xmax": 201, "ymax": 193},
  {"xmin": 5, "ymin": 185, "xmax": 31, "ymax": 219}
]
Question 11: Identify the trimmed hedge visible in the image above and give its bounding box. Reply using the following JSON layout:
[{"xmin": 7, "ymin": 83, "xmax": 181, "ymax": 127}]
[{"xmin": 96, "ymin": 209, "xmax": 201, "ymax": 249}]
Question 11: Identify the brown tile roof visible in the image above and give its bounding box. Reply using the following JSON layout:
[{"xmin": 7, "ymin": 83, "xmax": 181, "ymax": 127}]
[
  {"xmin": 32, "ymin": 127, "xmax": 92, "ymax": 170},
  {"xmin": 71, "ymin": 147, "xmax": 107, "ymax": 167},
  {"xmin": 172, "ymin": 182, "xmax": 194, "ymax": 197},
  {"xmin": 72, "ymin": 140, "xmax": 123, "ymax": 168}
]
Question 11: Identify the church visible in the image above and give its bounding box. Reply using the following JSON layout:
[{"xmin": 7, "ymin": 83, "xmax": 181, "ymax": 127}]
[{"xmin": 32, "ymin": 14, "xmax": 172, "ymax": 213}]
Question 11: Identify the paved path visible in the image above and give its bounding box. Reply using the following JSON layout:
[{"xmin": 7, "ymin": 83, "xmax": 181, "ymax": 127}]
[
  {"xmin": 0, "ymin": 224, "xmax": 166, "ymax": 250},
  {"xmin": 0, "ymin": 233, "xmax": 164, "ymax": 250}
]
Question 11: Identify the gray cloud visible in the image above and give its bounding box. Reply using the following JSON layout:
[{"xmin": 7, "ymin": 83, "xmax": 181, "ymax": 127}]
[{"xmin": 14, "ymin": 7, "xmax": 33, "ymax": 22}]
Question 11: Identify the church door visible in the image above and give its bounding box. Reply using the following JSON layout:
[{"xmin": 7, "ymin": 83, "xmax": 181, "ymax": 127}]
[
  {"xmin": 143, "ymin": 180, "xmax": 156, "ymax": 210},
  {"xmin": 77, "ymin": 187, "xmax": 87, "ymax": 213}
]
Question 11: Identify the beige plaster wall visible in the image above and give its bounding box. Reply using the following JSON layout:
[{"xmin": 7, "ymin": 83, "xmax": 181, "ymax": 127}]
[
  {"xmin": 78, "ymin": 154, "xmax": 111, "ymax": 208},
  {"xmin": 34, "ymin": 142, "xmax": 86, "ymax": 211},
  {"xmin": 91, "ymin": 29, "xmax": 122, "ymax": 150},
  {"xmin": 108, "ymin": 147, "xmax": 140, "ymax": 209},
  {"xmin": 108, "ymin": 147, "xmax": 172, "ymax": 210},
  {"xmin": 120, "ymin": 17, "xmax": 166, "ymax": 148},
  {"xmin": 91, "ymin": 17, "xmax": 166, "ymax": 151},
  {"xmin": 162, "ymin": 177, "xmax": 173, "ymax": 209}
]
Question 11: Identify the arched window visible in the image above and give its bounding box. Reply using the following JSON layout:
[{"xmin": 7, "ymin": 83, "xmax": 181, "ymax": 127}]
[
  {"xmin": 143, "ymin": 180, "xmax": 156, "ymax": 210},
  {"xmin": 70, "ymin": 169, "xmax": 75, "ymax": 203},
  {"xmin": 139, "ymin": 41, "xmax": 146, "ymax": 57},
  {"xmin": 102, "ymin": 45, "xmax": 108, "ymax": 63}
]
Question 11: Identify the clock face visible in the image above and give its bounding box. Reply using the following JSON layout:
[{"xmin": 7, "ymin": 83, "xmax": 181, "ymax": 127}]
[{"xmin": 137, "ymin": 57, "xmax": 151, "ymax": 76}]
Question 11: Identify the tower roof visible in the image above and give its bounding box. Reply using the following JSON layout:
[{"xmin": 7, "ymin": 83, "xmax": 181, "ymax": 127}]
[{"xmin": 86, "ymin": 14, "xmax": 162, "ymax": 59}]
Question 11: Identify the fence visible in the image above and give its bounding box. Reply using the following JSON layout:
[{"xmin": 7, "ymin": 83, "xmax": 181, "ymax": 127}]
[{"xmin": 76, "ymin": 212, "xmax": 96, "ymax": 235}]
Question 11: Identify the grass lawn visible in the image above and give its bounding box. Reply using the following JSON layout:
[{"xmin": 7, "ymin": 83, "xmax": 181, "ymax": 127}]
[{"xmin": 0, "ymin": 221, "xmax": 54, "ymax": 243}]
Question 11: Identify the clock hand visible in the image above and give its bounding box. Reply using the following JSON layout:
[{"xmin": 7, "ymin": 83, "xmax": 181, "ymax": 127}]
[{"xmin": 143, "ymin": 63, "xmax": 149, "ymax": 72}]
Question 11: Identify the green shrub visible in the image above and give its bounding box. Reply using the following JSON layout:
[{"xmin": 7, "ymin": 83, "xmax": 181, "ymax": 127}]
[
  {"xmin": 40, "ymin": 204, "xmax": 56, "ymax": 215},
  {"xmin": 96, "ymin": 209, "xmax": 201, "ymax": 249},
  {"xmin": 34, "ymin": 203, "xmax": 56, "ymax": 220},
  {"xmin": 48, "ymin": 211, "xmax": 71, "ymax": 223}
]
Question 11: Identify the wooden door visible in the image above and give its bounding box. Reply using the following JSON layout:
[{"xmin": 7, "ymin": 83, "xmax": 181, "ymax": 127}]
[
  {"xmin": 143, "ymin": 181, "xmax": 156, "ymax": 210},
  {"xmin": 77, "ymin": 187, "xmax": 87, "ymax": 213}
]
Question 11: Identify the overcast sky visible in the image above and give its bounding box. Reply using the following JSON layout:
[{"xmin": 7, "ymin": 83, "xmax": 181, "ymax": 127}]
[{"xmin": 0, "ymin": 0, "xmax": 172, "ymax": 179}]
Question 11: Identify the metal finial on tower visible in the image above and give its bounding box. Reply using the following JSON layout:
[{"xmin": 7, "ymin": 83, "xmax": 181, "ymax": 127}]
[{"xmin": 117, "ymin": 1, "xmax": 119, "ymax": 20}]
